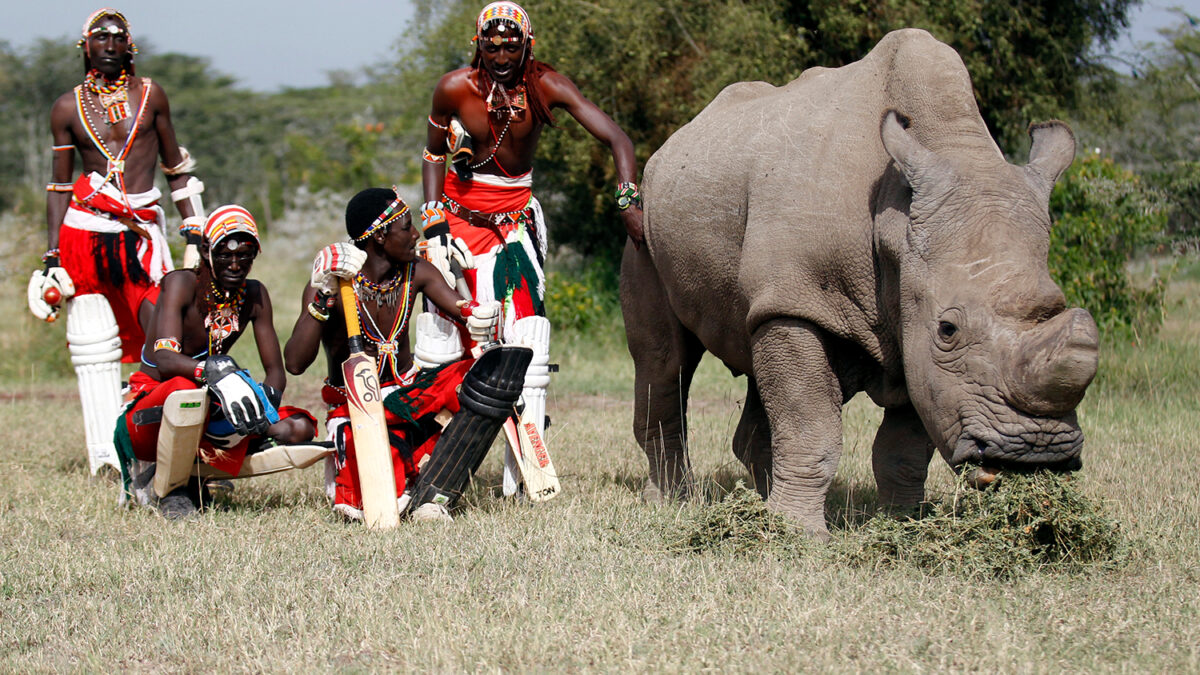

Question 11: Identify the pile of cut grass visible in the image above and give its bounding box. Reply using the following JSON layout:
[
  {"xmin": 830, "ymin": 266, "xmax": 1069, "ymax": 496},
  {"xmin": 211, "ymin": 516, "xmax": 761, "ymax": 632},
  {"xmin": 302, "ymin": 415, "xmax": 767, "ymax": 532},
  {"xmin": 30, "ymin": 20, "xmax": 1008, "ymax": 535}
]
[
  {"xmin": 668, "ymin": 472, "xmax": 1128, "ymax": 577},
  {"xmin": 666, "ymin": 481, "xmax": 813, "ymax": 558},
  {"xmin": 841, "ymin": 469, "xmax": 1129, "ymax": 578}
]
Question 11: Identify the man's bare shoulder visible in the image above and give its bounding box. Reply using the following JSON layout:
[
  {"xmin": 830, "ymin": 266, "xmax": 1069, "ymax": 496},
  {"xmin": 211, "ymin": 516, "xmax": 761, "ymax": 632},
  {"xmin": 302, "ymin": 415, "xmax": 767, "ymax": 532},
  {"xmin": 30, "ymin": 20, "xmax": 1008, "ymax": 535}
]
[
  {"xmin": 50, "ymin": 90, "xmax": 78, "ymax": 117},
  {"xmin": 535, "ymin": 69, "xmax": 583, "ymax": 103},
  {"xmin": 137, "ymin": 77, "xmax": 171, "ymax": 110},
  {"xmin": 436, "ymin": 67, "xmax": 478, "ymax": 96},
  {"xmin": 161, "ymin": 268, "xmax": 198, "ymax": 293}
]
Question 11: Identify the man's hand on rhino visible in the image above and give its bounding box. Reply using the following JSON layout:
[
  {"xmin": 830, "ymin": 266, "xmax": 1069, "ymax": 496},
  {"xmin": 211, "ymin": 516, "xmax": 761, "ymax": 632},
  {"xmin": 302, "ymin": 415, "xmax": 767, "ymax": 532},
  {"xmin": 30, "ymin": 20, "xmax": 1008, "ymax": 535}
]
[{"xmin": 621, "ymin": 207, "xmax": 645, "ymax": 249}]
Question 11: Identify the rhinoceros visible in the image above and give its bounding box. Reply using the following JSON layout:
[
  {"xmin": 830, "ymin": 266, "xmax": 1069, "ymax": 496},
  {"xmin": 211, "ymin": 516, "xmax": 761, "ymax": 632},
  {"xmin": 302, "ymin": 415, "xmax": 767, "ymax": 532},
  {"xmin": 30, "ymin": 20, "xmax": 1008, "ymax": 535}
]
[{"xmin": 620, "ymin": 28, "xmax": 1099, "ymax": 538}]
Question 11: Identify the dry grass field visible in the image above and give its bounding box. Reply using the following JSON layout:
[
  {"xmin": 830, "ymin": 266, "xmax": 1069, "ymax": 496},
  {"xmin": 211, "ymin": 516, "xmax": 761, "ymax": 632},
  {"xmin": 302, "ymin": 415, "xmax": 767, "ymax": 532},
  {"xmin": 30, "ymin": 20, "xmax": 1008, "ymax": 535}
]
[{"xmin": 1, "ymin": 218, "xmax": 1198, "ymax": 671}]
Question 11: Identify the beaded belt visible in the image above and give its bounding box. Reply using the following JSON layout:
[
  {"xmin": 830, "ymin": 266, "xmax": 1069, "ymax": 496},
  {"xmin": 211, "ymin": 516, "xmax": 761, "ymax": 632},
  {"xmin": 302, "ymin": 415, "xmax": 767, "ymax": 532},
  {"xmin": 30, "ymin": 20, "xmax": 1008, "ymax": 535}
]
[{"xmin": 442, "ymin": 196, "xmax": 527, "ymax": 228}]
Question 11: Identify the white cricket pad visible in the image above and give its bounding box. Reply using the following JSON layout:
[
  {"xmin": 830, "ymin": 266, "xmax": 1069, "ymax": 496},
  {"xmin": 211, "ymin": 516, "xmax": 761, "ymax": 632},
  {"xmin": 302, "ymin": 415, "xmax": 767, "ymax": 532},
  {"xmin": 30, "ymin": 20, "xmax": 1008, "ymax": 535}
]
[
  {"xmin": 413, "ymin": 310, "xmax": 464, "ymax": 369},
  {"xmin": 154, "ymin": 387, "xmax": 207, "ymax": 498},
  {"xmin": 512, "ymin": 315, "xmax": 551, "ymax": 432},
  {"xmin": 66, "ymin": 294, "xmax": 124, "ymax": 475},
  {"xmin": 194, "ymin": 443, "xmax": 333, "ymax": 479}
]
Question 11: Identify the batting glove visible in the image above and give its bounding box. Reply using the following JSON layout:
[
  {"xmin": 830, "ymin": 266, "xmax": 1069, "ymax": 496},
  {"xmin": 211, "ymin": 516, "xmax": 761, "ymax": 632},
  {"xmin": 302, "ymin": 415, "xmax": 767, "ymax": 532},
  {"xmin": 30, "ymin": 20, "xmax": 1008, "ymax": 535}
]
[
  {"xmin": 27, "ymin": 266, "xmax": 75, "ymax": 322},
  {"xmin": 460, "ymin": 299, "xmax": 501, "ymax": 345},
  {"xmin": 311, "ymin": 242, "xmax": 368, "ymax": 296},
  {"xmin": 204, "ymin": 355, "xmax": 279, "ymax": 436},
  {"xmin": 419, "ymin": 235, "xmax": 474, "ymax": 288}
]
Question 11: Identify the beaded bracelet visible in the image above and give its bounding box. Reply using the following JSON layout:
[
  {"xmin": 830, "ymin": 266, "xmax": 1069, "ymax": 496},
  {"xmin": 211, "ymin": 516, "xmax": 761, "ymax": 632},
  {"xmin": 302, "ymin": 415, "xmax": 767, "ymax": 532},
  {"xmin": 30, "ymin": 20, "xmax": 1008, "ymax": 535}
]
[
  {"xmin": 154, "ymin": 337, "xmax": 182, "ymax": 353},
  {"xmin": 41, "ymin": 248, "xmax": 60, "ymax": 263},
  {"xmin": 179, "ymin": 216, "xmax": 203, "ymax": 235},
  {"xmin": 422, "ymin": 149, "xmax": 446, "ymax": 164},
  {"xmin": 193, "ymin": 361, "xmax": 206, "ymax": 384},
  {"xmin": 615, "ymin": 182, "xmax": 642, "ymax": 211},
  {"xmin": 308, "ymin": 302, "xmax": 330, "ymax": 322},
  {"xmin": 46, "ymin": 183, "xmax": 73, "ymax": 193}
]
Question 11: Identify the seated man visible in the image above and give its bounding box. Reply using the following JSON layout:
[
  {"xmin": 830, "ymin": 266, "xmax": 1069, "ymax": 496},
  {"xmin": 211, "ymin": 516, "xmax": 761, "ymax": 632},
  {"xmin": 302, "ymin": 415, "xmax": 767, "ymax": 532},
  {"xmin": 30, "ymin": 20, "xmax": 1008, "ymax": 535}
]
[
  {"xmin": 285, "ymin": 187, "xmax": 518, "ymax": 522},
  {"xmin": 115, "ymin": 205, "xmax": 316, "ymax": 519}
]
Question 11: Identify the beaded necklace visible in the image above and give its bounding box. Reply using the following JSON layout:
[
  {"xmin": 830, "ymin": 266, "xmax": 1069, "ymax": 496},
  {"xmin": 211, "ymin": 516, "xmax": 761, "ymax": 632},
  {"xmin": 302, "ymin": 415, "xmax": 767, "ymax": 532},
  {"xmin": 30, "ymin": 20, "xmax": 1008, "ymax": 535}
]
[
  {"xmin": 73, "ymin": 75, "xmax": 152, "ymax": 223},
  {"xmin": 468, "ymin": 81, "xmax": 524, "ymax": 172},
  {"xmin": 202, "ymin": 278, "xmax": 245, "ymax": 355},
  {"xmin": 84, "ymin": 69, "xmax": 131, "ymax": 125},
  {"xmin": 353, "ymin": 267, "xmax": 408, "ymax": 307},
  {"xmin": 355, "ymin": 263, "xmax": 415, "ymax": 378}
]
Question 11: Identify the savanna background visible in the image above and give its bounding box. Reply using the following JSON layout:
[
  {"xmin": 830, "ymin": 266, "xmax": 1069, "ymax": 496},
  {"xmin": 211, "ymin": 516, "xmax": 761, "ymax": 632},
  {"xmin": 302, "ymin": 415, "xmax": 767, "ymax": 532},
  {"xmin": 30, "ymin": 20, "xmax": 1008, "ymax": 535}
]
[{"xmin": 1, "ymin": 0, "xmax": 1198, "ymax": 670}]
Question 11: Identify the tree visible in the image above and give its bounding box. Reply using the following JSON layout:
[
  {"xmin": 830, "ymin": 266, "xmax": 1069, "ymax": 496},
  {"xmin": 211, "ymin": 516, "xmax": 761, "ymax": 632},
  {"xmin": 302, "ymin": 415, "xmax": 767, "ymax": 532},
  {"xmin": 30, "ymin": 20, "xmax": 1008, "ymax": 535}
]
[{"xmin": 390, "ymin": 0, "xmax": 1139, "ymax": 261}]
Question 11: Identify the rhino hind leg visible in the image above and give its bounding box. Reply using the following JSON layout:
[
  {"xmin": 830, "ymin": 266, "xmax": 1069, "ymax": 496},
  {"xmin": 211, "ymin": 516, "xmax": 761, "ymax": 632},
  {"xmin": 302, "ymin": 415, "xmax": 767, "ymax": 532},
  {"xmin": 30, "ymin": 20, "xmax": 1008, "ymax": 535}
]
[
  {"xmin": 733, "ymin": 377, "xmax": 771, "ymax": 497},
  {"xmin": 621, "ymin": 243, "xmax": 704, "ymax": 502},
  {"xmin": 871, "ymin": 404, "xmax": 936, "ymax": 510},
  {"xmin": 752, "ymin": 318, "xmax": 843, "ymax": 540}
]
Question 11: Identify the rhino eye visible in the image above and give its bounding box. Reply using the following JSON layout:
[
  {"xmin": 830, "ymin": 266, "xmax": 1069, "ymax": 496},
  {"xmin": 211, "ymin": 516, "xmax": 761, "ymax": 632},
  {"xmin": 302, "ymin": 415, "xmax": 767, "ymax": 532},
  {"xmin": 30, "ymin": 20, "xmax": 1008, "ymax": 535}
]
[{"xmin": 937, "ymin": 321, "xmax": 958, "ymax": 341}]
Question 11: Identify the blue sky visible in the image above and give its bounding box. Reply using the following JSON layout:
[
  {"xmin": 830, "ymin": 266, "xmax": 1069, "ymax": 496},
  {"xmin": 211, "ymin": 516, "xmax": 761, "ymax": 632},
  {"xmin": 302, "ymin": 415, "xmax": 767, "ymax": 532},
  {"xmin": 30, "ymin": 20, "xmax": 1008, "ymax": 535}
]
[
  {"xmin": 2, "ymin": 0, "xmax": 418, "ymax": 91},
  {"xmin": 2, "ymin": 0, "xmax": 1191, "ymax": 91}
]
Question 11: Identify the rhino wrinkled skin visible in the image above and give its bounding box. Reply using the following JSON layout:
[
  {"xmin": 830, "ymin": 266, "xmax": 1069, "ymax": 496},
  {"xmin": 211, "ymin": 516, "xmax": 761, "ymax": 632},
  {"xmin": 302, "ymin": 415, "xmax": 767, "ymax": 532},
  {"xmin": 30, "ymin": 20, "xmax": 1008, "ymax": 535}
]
[{"xmin": 620, "ymin": 29, "xmax": 1099, "ymax": 539}]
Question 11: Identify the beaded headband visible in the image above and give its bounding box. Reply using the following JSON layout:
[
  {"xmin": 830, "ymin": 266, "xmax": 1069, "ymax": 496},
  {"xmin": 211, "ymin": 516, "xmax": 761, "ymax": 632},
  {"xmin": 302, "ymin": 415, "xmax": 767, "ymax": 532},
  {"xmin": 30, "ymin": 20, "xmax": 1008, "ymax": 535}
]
[
  {"xmin": 77, "ymin": 8, "xmax": 138, "ymax": 55},
  {"xmin": 204, "ymin": 204, "xmax": 260, "ymax": 249},
  {"xmin": 354, "ymin": 186, "xmax": 409, "ymax": 242},
  {"xmin": 475, "ymin": 2, "xmax": 533, "ymax": 43}
]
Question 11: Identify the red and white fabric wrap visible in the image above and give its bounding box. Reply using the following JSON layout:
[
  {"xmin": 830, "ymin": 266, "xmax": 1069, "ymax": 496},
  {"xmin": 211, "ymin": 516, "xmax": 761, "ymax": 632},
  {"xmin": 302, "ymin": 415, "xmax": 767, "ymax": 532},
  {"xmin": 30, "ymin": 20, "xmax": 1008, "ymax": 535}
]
[{"xmin": 64, "ymin": 172, "xmax": 172, "ymax": 282}]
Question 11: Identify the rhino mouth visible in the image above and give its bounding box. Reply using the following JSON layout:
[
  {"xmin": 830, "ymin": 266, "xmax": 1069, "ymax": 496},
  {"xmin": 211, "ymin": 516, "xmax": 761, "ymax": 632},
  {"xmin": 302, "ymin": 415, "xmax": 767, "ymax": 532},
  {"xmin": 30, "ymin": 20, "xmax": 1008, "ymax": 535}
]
[{"xmin": 948, "ymin": 420, "xmax": 1083, "ymax": 473}]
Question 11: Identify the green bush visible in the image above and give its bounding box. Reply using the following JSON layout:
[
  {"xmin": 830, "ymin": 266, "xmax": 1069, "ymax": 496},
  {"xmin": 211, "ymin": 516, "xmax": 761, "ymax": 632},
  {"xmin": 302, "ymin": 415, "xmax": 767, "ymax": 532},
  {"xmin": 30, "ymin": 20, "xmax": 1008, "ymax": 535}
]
[
  {"xmin": 1048, "ymin": 152, "xmax": 1168, "ymax": 338},
  {"xmin": 543, "ymin": 259, "xmax": 621, "ymax": 334}
]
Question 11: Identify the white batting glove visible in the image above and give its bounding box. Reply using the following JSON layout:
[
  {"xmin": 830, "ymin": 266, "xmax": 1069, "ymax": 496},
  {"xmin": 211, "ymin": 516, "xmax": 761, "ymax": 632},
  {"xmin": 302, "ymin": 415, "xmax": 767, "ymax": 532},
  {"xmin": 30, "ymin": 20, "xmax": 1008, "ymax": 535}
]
[
  {"xmin": 418, "ymin": 236, "xmax": 474, "ymax": 288},
  {"xmin": 27, "ymin": 267, "xmax": 75, "ymax": 323},
  {"xmin": 311, "ymin": 242, "xmax": 367, "ymax": 295},
  {"xmin": 460, "ymin": 299, "xmax": 501, "ymax": 345}
]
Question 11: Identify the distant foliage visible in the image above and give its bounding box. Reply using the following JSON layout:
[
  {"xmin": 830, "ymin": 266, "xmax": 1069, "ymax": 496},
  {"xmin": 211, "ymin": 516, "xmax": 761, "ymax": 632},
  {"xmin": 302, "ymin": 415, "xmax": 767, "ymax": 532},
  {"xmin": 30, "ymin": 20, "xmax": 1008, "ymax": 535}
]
[
  {"xmin": 1049, "ymin": 152, "xmax": 1168, "ymax": 337},
  {"xmin": 543, "ymin": 259, "xmax": 620, "ymax": 333}
]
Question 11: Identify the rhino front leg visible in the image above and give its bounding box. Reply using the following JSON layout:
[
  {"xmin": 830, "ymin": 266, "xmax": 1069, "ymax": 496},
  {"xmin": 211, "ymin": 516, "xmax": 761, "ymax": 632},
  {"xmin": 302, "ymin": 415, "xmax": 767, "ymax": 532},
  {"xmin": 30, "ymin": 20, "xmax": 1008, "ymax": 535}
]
[
  {"xmin": 733, "ymin": 377, "xmax": 771, "ymax": 497},
  {"xmin": 621, "ymin": 242, "xmax": 704, "ymax": 501},
  {"xmin": 752, "ymin": 318, "xmax": 843, "ymax": 540},
  {"xmin": 872, "ymin": 405, "xmax": 936, "ymax": 509}
]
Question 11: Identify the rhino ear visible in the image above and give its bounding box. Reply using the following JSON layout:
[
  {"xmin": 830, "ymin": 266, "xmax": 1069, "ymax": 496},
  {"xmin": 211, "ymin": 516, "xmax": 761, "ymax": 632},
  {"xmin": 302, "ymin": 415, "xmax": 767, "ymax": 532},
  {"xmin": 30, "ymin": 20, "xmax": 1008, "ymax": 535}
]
[
  {"xmin": 1022, "ymin": 121, "xmax": 1075, "ymax": 205},
  {"xmin": 880, "ymin": 110, "xmax": 954, "ymax": 197}
]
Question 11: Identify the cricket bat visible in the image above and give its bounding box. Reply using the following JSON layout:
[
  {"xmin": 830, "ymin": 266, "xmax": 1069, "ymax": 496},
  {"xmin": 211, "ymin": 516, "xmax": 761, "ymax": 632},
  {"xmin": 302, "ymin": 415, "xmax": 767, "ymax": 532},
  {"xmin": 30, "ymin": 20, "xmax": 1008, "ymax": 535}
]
[
  {"xmin": 502, "ymin": 410, "xmax": 561, "ymax": 502},
  {"xmin": 339, "ymin": 278, "xmax": 400, "ymax": 529}
]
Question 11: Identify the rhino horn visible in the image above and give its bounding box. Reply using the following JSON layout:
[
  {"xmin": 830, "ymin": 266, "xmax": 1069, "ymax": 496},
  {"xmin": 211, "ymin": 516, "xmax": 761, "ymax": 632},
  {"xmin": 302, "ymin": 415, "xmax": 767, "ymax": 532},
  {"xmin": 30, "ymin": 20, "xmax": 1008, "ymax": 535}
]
[
  {"xmin": 1007, "ymin": 308, "xmax": 1099, "ymax": 417},
  {"xmin": 879, "ymin": 110, "xmax": 955, "ymax": 198},
  {"xmin": 1022, "ymin": 121, "xmax": 1076, "ymax": 207}
]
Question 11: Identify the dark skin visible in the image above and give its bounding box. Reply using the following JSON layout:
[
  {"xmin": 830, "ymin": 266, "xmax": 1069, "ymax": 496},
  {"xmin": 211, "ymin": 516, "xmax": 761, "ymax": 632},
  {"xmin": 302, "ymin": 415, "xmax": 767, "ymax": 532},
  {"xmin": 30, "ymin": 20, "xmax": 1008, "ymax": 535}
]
[
  {"xmin": 46, "ymin": 15, "xmax": 198, "ymax": 328},
  {"xmin": 422, "ymin": 24, "xmax": 644, "ymax": 246},
  {"xmin": 285, "ymin": 212, "xmax": 472, "ymax": 386},
  {"xmin": 140, "ymin": 234, "xmax": 313, "ymax": 443}
]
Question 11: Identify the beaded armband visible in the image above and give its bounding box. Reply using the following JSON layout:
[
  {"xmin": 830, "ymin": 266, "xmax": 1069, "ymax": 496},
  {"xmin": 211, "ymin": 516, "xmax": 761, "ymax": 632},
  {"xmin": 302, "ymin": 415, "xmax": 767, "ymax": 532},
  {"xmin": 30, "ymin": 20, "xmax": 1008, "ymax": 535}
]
[
  {"xmin": 422, "ymin": 148, "xmax": 446, "ymax": 164},
  {"xmin": 615, "ymin": 182, "xmax": 642, "ymax": 211},
  {"xmin": 52, "ymin": 144, "xmax": 74, "ymax": 152},
  {"xmin": 46, "ymin": 183, "xmax": 73, "ymax": 193},
  {"xmin": 154, "ymin": 337, "xmax": 182, "ymax": 354},
  {"xmin": 41, "ymin": 248, "xmax": 60, "ymax": 264},
  {"xmin": 193, "ymin": 360, "xmax": 206, "ymax": 384},
  {"xmin": 420, "ymin": 201, "xmax": 448, "ymax": 236},
  {"xmin": 427, "ymin": 115, "xmax": 449, "ymax": 131}
]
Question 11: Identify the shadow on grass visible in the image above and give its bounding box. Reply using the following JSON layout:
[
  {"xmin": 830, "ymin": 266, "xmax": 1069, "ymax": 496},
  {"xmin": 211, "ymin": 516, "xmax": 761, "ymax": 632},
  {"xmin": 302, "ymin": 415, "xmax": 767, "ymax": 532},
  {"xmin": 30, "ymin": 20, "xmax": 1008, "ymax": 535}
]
[
  {"xmin": 825, "ymin": 477, "xmax": 881, "ymax": 531},
  {"xmin": 57, "ymin": 454, "xmax": 89, "ymax": 476}
]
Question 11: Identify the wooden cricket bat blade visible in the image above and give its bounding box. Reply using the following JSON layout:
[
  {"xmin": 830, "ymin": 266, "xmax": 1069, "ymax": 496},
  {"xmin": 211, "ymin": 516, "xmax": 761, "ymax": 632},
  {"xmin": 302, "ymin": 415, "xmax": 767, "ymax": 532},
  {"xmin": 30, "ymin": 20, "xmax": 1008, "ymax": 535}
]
[
  {"xmin": 503, "ymin": 415, "xmax": 560, "ymax": 502},
  {"xmin": 342, "ymin": 352, "xmax": 400, "ymax": 529}
]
